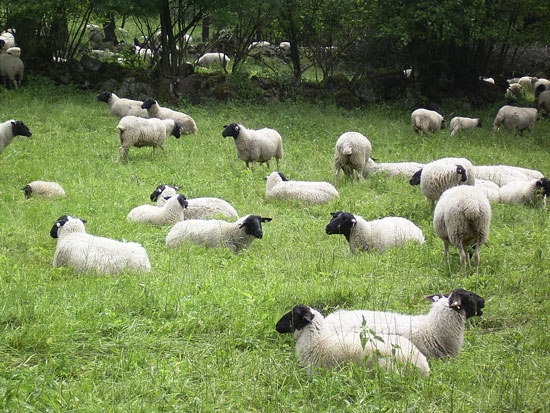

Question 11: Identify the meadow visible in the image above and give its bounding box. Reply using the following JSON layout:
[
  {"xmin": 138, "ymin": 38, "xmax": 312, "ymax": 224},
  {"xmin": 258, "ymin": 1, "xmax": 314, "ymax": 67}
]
[{"xmin": 0, "ymin": 79, "xmax": 549, "ymax": 411}]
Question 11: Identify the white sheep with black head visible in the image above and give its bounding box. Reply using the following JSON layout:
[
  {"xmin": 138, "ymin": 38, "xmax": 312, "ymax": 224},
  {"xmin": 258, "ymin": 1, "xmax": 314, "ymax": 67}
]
[
  {"xmin": 141, "ymin": 98, "xmax": 197, "ymax": 134},
  {"xmin": 96, "ymin": 91, "xmax": 149, "ymax": 118},
  {"xmin": 0, "ymin": 119, "xmax": 32, "ymax": 153},
  {"xmin": 499, "ymin": 177, "xmax": 550, "ymax": 208},
  {"xmin": 127, "ymin": 194, "xmax": 188, "ymax": 225},
  {"xmin": 265, "ymin": 171, "xmax": 339, "ymax": 204},
  {"xmin": 334, "ymin": 131, "xmax": 371, "ymax": 184},
  {"xmin": 21, "ymin": 180, "xmax": 65, "ymax": 198}
]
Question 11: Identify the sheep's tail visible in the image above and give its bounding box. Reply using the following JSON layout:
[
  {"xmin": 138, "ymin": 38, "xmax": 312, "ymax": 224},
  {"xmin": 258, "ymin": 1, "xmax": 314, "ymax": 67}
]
[
  {"xmin": 340, "ymin": 143, "xmax": 353, "ymax": 156},
  {"xmin": 117, "ymin": 125, "xmax": 126, "ymax": 144}
]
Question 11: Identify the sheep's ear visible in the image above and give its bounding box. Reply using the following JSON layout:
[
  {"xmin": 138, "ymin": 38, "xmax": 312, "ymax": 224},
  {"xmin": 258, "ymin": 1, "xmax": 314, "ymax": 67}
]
[
  {"xmin": 261, "ymin": 217, "xmax": 272, "ymax": 222},
  {"xmin": 80, "ymin": 219, "xmax": 87, "ymax": 224},
  {"xmin": 350, "ymin": 218, "xmax": 357, "ymax": 226},
  {"xmin": 173, "ymin": 185, "xmax": 180, "ymax": 191},
  {"xmin": 223, "ymin": 124, "xmax": 228, "ymax": 128},
  {"xmin": 423, "ymin": 293, "xmax": 444, "ymax": 302}
]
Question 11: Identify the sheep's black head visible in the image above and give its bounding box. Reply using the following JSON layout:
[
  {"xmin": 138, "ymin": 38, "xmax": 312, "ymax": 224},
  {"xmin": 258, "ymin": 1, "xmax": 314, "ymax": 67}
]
[
  {"xmin": 275, "ymin": 305, "xmax": 315, "ymax": 333},
  {"xmin": 425, "ymin": 288, "xmax": 485, "ymax": 318},
  {"xmin": 222, "ymin": 123, "xmax": 240, "ymax": 139},
  {"xmin": 410, "ymin": 169, "xmax": 422, "ymax": 185},
  {"xmin": 0, "ymin": 40, "xmax": 4, "ymax": 49},
  {"xmin": 440, "ymin": 118, "xmax": 446, "ymax": 129},
  {"xmin": 264, "ymin": 171, "xmax": 288, "ymax": 182},
  {"xmin": 96, "ymin": 91, "xmax": 112, "ymax": 102},
  {"xmin": 141, "ymin": 98, "xmax": 156, "ymax": 110},
  {"xmin": 456, "ymin": 165, "xmax": 467, "ymax": 182},
  {"xmin": 325, "ymin": 211, "xmax": 356, "ymax": 243},
  {"xmin": 172, "ymin": 124, "xmax": 181, "ymax": 139},
  {"xmin": 150, "ymin": 184, "xmax": 180, "ymax": 201},
  {"xmin": 50, "ymin": 215, "xmax": 87, "ymax": 238},
  {"xmin": 20, "ymin": 184, "xmax": 32, "ymax": 199},
  {"xmin": 535, "ymin": 177, "xmax": 550, "ymax": 198},
  {"xmin": 12, "ymin": 120, "xmax": 32, "ymax": 137},
  {"xmin": 176, "ymin": 194, "xmax": 188, "ymax": 208},
  {"xmin": 476, "ymin": 119, "xmax": 483, "ymax": 128},
  {"xmin": 239, "ymin": 215, "xmax": 272, "ymax": 239}
]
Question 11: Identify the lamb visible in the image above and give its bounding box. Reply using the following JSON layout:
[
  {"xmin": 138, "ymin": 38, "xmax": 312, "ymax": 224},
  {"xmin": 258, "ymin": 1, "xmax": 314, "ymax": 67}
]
[
  {"xmin": 411, "ymin": 108, "xmax": 445, "ymax": 134},
  {"xmin": 0, "ymin": 119, "xmax": 32, "ymax": 153},
  {"xmin": 0, "ymin": 50, "xmax": 24, "ymax": 89},
  {"xmin": 265, "ymin": 172, "xmax": 339, "ymax": 204},
  {"xmin": 196, "ymin": 52, "xmax": 230, "ymax": 69},
  {"xmin": 499, "ymin": 178, "xmax": 550, "ymax": 207},
  {"xmin": 492, "ymin": 105, "xmax": 537, "ymax": 133},
  {"xmin": 116, "ymin": 115, "xmax": 181, "ymax": 163},
  {"xmin": 364, "ymin": 158, "xmax": 424, "ymax": 178},
  {"xmin": 474, "ymin": 179, "xmax": 501, "ymax": 202},
  {"xmin": 96, "ymin": 91, "xmax": 149, "ymax": 118},
  {"xmin": 325, "ymin": 212, "xmax": 425, "ymax": 254},
  {"xmin": 222, "ymin": 123, "xmax": 283, "ymax": 170},
  {"xmin": 474, "ymin": 165, "xmax": 543, "ymax": 187},
  {"xmin": 50, "ymin": 215, "xmax": 151, "ymax": 274},
  {"xmin": 433, "ymin": 185, "xmax": 491, "ymax": 272},
  {"xmin": 449, "ymin": 117, "xmax": 482, "ymax": 136},
  {"xmin": 21, "ymin": 180, "xmax": 65, "ymax": 198},
  {"xmin": 141, "ymin": 98, "xmax": 197, "ymax": 134},
  {"xmin": 150, "ymin": 184, "xmax": 239, "ymax": 219},
  {"xmin": 334, "ymin": 131, "xmax": 372, "ymax": 183},
  {"xmin": 166, "ymin": 214, "xmax": 272, "ymax": 253},
  {"xmin": 275, "ymin": 305, "xmax": 430, "ymax": 377},
  {"xmin": 127, "ymin": 194, "xmax": 188, "ymax": 225},
  {"xmin": 537, "ymin": 90, "xmax": 550, "ymax": 116},
  {"xmin": 321, "ymin": 288, "xmax": 485, "ymax": 360}
]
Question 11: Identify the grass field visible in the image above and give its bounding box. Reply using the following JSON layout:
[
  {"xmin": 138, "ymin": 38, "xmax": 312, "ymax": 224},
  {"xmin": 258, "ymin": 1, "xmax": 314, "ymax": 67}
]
[{"xmin": 0, "ymin": 79, "xmax": 549, "ymax": 411}]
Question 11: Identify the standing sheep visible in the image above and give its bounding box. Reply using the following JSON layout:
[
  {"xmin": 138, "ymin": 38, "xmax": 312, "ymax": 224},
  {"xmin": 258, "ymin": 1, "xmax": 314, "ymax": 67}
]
[
  {"xmin": 499, "ymin": 177, "xmax": 550, "ymax": 207},
  {"xmin": 275, "ymin": 305, "xmax": 430, "ymax": 377},
  {"xmin": 536, "ymin": 90, "xmax": 550, "ymax": 116},
  {"xmin": 334, "ymin": 131, "xmax": 372, "ymax": 184},
  {"xmin": 0, "ymin": 119, "xmax": 32, "ymax": 153},
  {"xmin": 0, "ymin": 50, "xmax": 24, "ymax": 89},
  {"xmin": 116, "ymin": 115, "xmax": 181, "ymax": 163},
  {"xmin": 21, "ymin": 181, "xmax": 65, "ymax": 198},
  {"xmin": 50, "ymin": 215, "xmax": 151, "ymax": 274},
  {"xmin": 433, "ymin": 185, "xmax": 491, "ymax": 272},
  {"xmin": 325, "ymin": 211, "xmax": 425, "ymax": 254},
  {"xmin": 127, "ymin": 194, "xmax": 188, "ymax": 225},
  {"xmin": 492, "ymin": 105, "xmax": 537, "ymax": 133},
  {"xmin": 411, "ymin": 108, "xmax": 445, "ymax": 135},
  {"xmin": 196, "ymin": 52, "xmax": 230, "ymax": 69},
  {"xmin": 96, "ymin": 91, "xmax": 149, "ymax": 118},
  {"xmin": 222, "ymin": 123, "xmax": 283, "ymax": 170},
  {"xmin": 141, "ymin": 98, "xmax": 197, "ymax": 134},
  {"xmin": 265, "ymin": 172, "xmax": 339, "ymax": 204},
  {"xmin": 166, "ymin": 214, "xmax": 272, "ymax": 253},
  {"xmin": 449, "ymin": 117, "xmax": 482, "ymax": 136}
]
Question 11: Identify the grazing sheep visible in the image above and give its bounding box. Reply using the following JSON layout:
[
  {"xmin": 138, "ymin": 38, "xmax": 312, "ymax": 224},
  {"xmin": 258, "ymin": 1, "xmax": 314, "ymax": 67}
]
[
  {"xmin": 21, "ymin": 181, "xmax": 65, "ymax": 198},
  {"xmin": 411, "ymin": 108, "xmax": 445, "ymax": 134},
  {"xmin": 141, "ymin": 98, "xmax": 197, "ymax": 134},
  {"xmin": 276, "ymin": 305, "xmax": 430, "ymax": 377},
  {"xmin": 505, "ymin": 83, "xmax": 525, "ymax": 100},
  {"xmin": 116, "ymin": 115, "xmax": 181, "ymax": 163},
  {"xmin": 433, "ymin": 185, "xmax": 491, "ymax": 272},
  {"xmin": 265, "ymin": 172, "xmax": 339, "ymax": 204},
  {"xmin": 325, "ymin": 212, "xmax": 425, "ymax": 254},
  {"xmin": 127, "ymin": 194, "xmax": 188, "ymax": 225},
  {"xmin": 0, "ymin": 50, "xmax": 24, "ymax": 88},
  {"xmin": 166, "ymin": 214, "xmax": 272, "ymax": 253},
  {"xmin": 323, "ymin": 288, "xmax": 485, "ymax": 360},
  {"xmin": 450, "ymin": 117, "xmax": 482, "ymax": 136},
  {"xmin": 537, "ymin": 90, "xmax": 550, "ymax": 116},
  {"xmin": 50, "ymin": 215, "xmax": 151, "ymax": 274},
  {"xmin": 96, "ymin": 91, "xmax": 149, "ymax": 118},
  {"xmin": 492, "ymin": 105, "xmax": 537, "ymax": 133},
  {"xmin": 474, "ymin": 165, "xmax": 543, "ymax": 187},
  {"xmin": 0, "ymin": 119, "xmax": 32, "ymax": 153},
  {"xmin": 499, "ymin": 178, "xmax": 550, "ymax": 207},
  {"xmin": 222, "ymin": 123, "xmax": 283, "ymax": 170},
  {"xmin": 364, "ymin": 158, "xmax": 424, "ymax": 178},
  {"xmin": 196, "ymin": 52, "xmax": 230, "ymax": 69},
  {"xmin": 533, "ymin": 78, "xmax": 550, "ymax": 98},
  {"xmin": 474, "ymin": 179, "xmax": 501, "ymax": 203},
  {"xmin": 334, "ymin": 131, "xmax": 372, "ymax": 184}
]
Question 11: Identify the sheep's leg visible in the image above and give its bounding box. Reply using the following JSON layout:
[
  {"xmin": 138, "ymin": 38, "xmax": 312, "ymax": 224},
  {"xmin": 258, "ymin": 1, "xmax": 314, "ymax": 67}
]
[
  {"xmin": 265, "ymin": 160, "xmax": 270, "ymax": 168},
  {"xmin": 250, "ymin": 160, "xmax": 256, "ymax": 170},
  {"xmin": 335, "ymin": 168, "xmax": 340, "ymax": 185},
  {"xmin": 116, "ymin": 146, "xmax": 125, "ymax": 164},
  {"xmin": 473, "ymin": 243, "xmax": 480, "ymax": 273},
  {"xmin": 276, "ymin": 158, "xmax": 281, "ymax": 169},
  {"xmin": 355, "ymin": 169, "xmax": 362, "ymax": 183},
  {"xmin": 443, "ymin": 242, "xmax": 449, "ymax": 267},
  {"xmin": 457, "ymin": 243, "xmax": 468, "ymax": 273},
  {"xmin": 124, "ymin": 148, "xmax": 129, "ymax": 163}
]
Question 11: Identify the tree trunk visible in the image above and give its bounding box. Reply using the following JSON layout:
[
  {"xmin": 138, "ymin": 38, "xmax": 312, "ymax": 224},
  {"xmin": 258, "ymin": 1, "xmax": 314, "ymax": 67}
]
[
  {"xmin": 202, "ymin": 16, "xmax": 210, "ymax": 42},
  {"xmin": 103, "ymin": 13, "xmax": 118, "ymax": 45}
]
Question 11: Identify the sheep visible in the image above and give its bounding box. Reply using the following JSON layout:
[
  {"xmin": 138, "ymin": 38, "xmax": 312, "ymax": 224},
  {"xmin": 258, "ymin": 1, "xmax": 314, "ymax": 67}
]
[
  {"xmin": 21, "ymin": 181, "xmax": 65, "ymax": 198},
  {"xmin": 433, "ymin": 185, "xmax": 491, "ymax": 272},
  {"xmin": 499, "ymin": 178, "xmax": 550, "ymax": 207},
  {"xmin": 196, "ymin": 52, "xmax": 230, "ymax": 69},
  {"xmin": 536, "ymin": 90, "xmax": 550, "ymax": 116},
  {"xmin": 505, "ymin": 83, "xmax": 524, "ymax": 100},
  {"xmin": 411, "ymin": 108, "xmax": 445, "ymax": 134},
  {"xmin": 474, "ymin": 165, "xmax": 543, "ymax": 187},
  {"xmin": 0, "ymin": 31, "xmax": 15, "ymax": 51},
  {"xmin": 532, "ymin": 78, "xmax": 550, "ymax": 97},
  {"xmin": 221, "ymin": 123, "xmax": 283, "ymax": 170},
  {"xmin": 0, "ymin": 50, "xmax": 24, "ymax": 89},
  {"xmin": 325, "ymin": 212, "xmax": 425, "ymax": 254},
  {"xmin": 492, "ymin": 105, "xmax": 537, "ymax": 134},
  {"xmin": 518, "ymin": 76, "xmax": 533, "ymax": 93},
  {"xmin": 364, "ymin": 158, "xmax": 424, "ymax": 178},
  {"xmin": 449, "ymin": 117, "xmax": 482, "ymax": 136},
  {"xmin": 0, "ymin": 119, "xmax": 32, "ymax": 153},
  {"xmin": 6, "ymin": 47, "xmax": 21, "ymax": 58},
  {"xmin": 89, "ymin": 28, "xmax": 104, "ymax": 44},
  {"xmin": 265, "ymin": 172, "xmax": 339, "ymax": 204},
  {"xmin": 127, "ymin": 194, "xmax": 188, "ymax": 225},
  {"xmin": 275, "ymin": 305, "xmax": 430, "ymax": 377},
  {"xmin": 50, "ymin": 215, "xmax": 151, "ymax": 274},
  {"xmin": 166, "ymin": 214, "xmax": 272, "ymax": 253},
  {"xmin": 150, "ymin": 184, "xmax": 239, "ymax": 219},
  {"xmin": 96, "ymin": 91, "xmax": 149, "ymax": 118},
  {"xmin": 474, "ymin": 179, "xmax": 501, "ymax": 203},
  {"xmin": 482, "ymin": 77, "xmax": 494, "ymax": 84},
  {"xmin": 279, "ymin": 41, "xmax": 291, "ymax": 51},
  {"xmin": 334, "ymin": 131, "xmax": 372, "ymax": 183},
  {"xmin": 321, "ymin": 288, "xmax": 485, "ymax": 360},
  {"xmin": 116, "ymin": 115, "xmax": 181, "ymax": 163},
  {"xmin": 141, "ymin": 98, "xmax": 197, "ymax": 134}
]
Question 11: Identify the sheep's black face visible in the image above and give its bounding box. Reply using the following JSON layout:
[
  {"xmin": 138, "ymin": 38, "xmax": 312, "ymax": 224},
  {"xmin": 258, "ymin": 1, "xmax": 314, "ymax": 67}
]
[
  {"xmin": 535, "ymin": 178, "xmax": 550, "ymax": 197},
  {"xmin": 222, "ymin": 123, "xmax": 240, "ymax": 139},
  {"xmin": 96, "ymin": 91, "xmax": 112, "ymax": 102},
  {"xmin": 410, "ymin": 169, "xmax": 422, "ymax": 185},
  {"xmin": 240, "ymin": 215, "xmax": 272, "ymax": 239},
  {"xmin": 275, "ymin": 305, "xmax": 314, "ymax": 333},
  {"xmin": 477, "ymin": 119, "xmax": 483, "ymax": 128},
  {"xmin": 456, "ymin": 165, "xmax": 467, "ymax": 182},
  {"xmin": 141, "ymin": 98, "xmax": 156, "ymax": 110},
  {"xmin": 150, "ymin": 185, "xmax": 167, "ymax": 201},
  {"xmin": 440, "ymin": 119, "xmax": 446, "ymax": 129},
  {"xmin": 277, "ymin": 172, "xmax": 289, "ymax": 181},
  {"xmin": 20, "ymin": 184, "xmax": 32, "ymax": 199},
  {"xmin": 12, "ymin": 121, "xmax": 32, "ymax": 137},
  {"xmin": 0, "ymin": 40, "xmax": 4, "ymax": 49},
  {"xmin": 448, "ymin": 288, "xmax": 485, "ymax": 318},
  {"xmin": 176, "ymin": 194, "xmax": 188, "ymax": 208},
  {"xmin": 325, "ymin": 211, "xmax": 356, "ymax": 243},
  {"xmin": 50, "ymin": 215, "xmax": 71, "ymax": 238},
  {"xmin": 172, "ymin": 124, "xmax": 181, "ymax": 139}
]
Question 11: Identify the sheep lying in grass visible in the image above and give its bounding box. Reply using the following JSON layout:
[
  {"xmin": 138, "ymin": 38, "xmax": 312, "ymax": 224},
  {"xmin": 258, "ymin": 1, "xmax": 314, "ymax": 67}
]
[
  {"xmin": 334, "ymin": 131, "xmax": 372, "ymax": 184},
  {"xmin": 141, "ymin": 98, "xmax": 197, "ymax": 134},
  {"xmin": 492, "ymin": 105, "xmax": 537, "ymax": 133},
  {"xmin": 433, "ymin": 185, "xmax": 491, "ymax": 272},
  {"xmin": 222, "ymin": 123, "xmax": 283, "ymax": 170},
  {"xmin": 411, "ymin": 108, "xmax": 445, "ymax": 135},
  {"xmin": 265, "ymin": 172, "xmax": 339, "ymax": 204},
  {"xmin": 474, "ymin": 179, "xmax": 501, "ymax": 203},
  {"xmin": 323, "ymin": 288, "xmax": 485, "ymax": 359},
  {"xmin": 50, "ymin": 215, "xmax": 151, "ymax": 274},
  {"xmin": 166, "ymin": 215, "xmax": 272, "ymax": 253},
  {"xmin": 364, "ymin": 158, "xmax": 424, "ymax": 179},
  {"xmin": 474, "ymin": 165, "xmax": 543, "ymax": 187},
  {"xmin": 96, "ymin": 91, "xmax": 149, "ymax": 118},
  {"xmin": 116, "ymin": 115, "xmax": 181, "ymax": 163},
  {"xmin": 0, "ymin": 119, "xmax": 32, "ymax": 153},
  {"xmin": 127, "ymin": 194, "xmax": 188, "ymax": 225},
  {"xmin": 499, "ymin": 177, "xmax": 550, "ymax": 208},
  {"xmin": 450, "ymin": 117, "xmax": 482, "ymax": 136},
  {"xmin": 276, "ymin": 305, "xmax": 430, "ymax": 377},
  {"xmin": 21, "ymin": 181, "xmax": 65, "ymax": 198},
  {"xmin": 325, "ymin": 212, "xmax": 425, "ymax": 254}
]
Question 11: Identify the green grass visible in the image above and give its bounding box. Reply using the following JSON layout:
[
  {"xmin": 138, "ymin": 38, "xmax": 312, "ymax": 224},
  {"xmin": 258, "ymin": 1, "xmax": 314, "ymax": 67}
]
[{"xmin": 0, "ymin": 80, "xmax": 549, "ymax": 411}]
